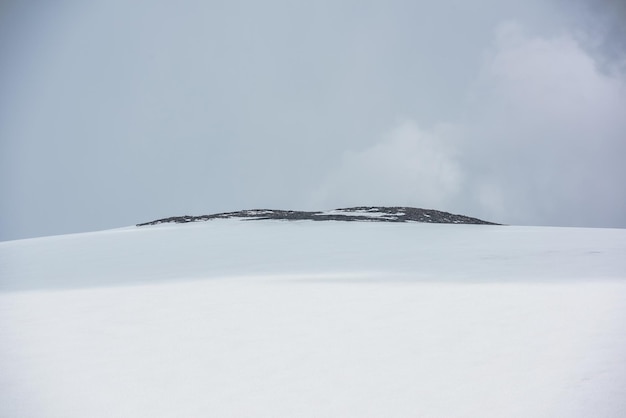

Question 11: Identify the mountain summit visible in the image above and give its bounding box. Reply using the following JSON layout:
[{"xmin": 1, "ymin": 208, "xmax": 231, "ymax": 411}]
[{"xmin": 137, "ymin": 206, "xmax": 498, "ymax": 227}]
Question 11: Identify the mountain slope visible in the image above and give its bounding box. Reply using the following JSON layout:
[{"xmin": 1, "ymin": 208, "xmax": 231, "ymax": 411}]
[
  {"xmin": 1, "ymin": 220, "xmax": 625, "ymax": 417},
  {"xmin": 136, "ymin": 206, "xmax": 499, "ymax": 226}
]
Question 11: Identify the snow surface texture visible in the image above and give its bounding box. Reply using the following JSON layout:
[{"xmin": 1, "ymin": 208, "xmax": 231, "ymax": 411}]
[{"xmin": 1, "ymin": 220, "xmax": 626, "ymax": 417}]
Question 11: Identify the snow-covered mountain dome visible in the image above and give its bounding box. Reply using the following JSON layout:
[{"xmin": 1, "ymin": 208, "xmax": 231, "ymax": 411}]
[{"xmin": 2, "ymin": 214, "xmax": 625, "ymax": 417}]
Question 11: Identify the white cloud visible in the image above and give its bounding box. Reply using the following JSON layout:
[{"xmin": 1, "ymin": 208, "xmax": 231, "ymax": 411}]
[
  {"xmin": 311, "ymin": 121, "xmax": 462, "ymax": 211},
  {"xmin": 313, "ymin": 22, "xmax": 626, "ymax": 227},
  {"xmin": 460, "ymin": 22, "xmax": 626, "ymax": 226}
]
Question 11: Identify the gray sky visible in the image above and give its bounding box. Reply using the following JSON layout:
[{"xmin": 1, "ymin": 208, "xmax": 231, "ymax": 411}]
[{"xmin": 1, "ymin": 0, "xmax": 625, "ymax": 241}]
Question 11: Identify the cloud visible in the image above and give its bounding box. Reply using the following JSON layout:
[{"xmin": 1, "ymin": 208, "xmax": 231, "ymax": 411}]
[
  {"xmin": 310, "ymin": 121, "xmax": 462, "ymax": 211},
  {"xmin": 313, "ymin": 22, "xmax": 626, "ymax": 227},
  {"xmin": 459, "ymin": 22, "xmax": 626, "ymax": 226},
  {"xmin": 562, "ymin": 0, "xmax": 626, "ymax": 75}
]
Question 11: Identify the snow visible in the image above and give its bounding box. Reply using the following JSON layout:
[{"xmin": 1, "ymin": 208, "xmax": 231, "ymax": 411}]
[
  {"xmin": 244, "ymin": 210, "xmax": 275, "ymax": 215},
  {"xmin": 317, "ymin": 208, "xmax": 400, "ymax": 219},
  {"xmin": 1, "ymin": 220, "xmax": 626, "ymax": 417}
]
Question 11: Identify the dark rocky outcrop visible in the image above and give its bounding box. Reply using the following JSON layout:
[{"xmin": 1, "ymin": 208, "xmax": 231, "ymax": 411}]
[{"xmin": 137, "ymin": 207, "xmax": 499, "ymax": 227}]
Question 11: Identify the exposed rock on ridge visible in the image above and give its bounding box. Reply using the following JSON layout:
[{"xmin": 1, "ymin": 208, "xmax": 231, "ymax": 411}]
[{"xmin": 137, "ymin": 207, "xmax": 499, "ymax": 226}]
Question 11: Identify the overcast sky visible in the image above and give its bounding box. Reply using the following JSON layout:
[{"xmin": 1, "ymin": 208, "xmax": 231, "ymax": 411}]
[{"xmin": 1, "ymin": 0, "xmax": 625, "ymax": 241}]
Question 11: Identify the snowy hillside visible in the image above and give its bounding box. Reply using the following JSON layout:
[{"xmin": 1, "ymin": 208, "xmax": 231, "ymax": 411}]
[{"xmin": 1, "ymin": 219, "xmax": 626, "ymax": 417}]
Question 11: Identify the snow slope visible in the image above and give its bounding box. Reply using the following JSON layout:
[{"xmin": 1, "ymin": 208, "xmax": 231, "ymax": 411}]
[{"xmin": 1, "ymin": 220, "xmax": 626, "ymax": 417}]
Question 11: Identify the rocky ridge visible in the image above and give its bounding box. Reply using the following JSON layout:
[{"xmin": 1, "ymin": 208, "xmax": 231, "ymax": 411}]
[{"xmin": 137, "ymin": 207, "xmax": 499, "ymax": 226}]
